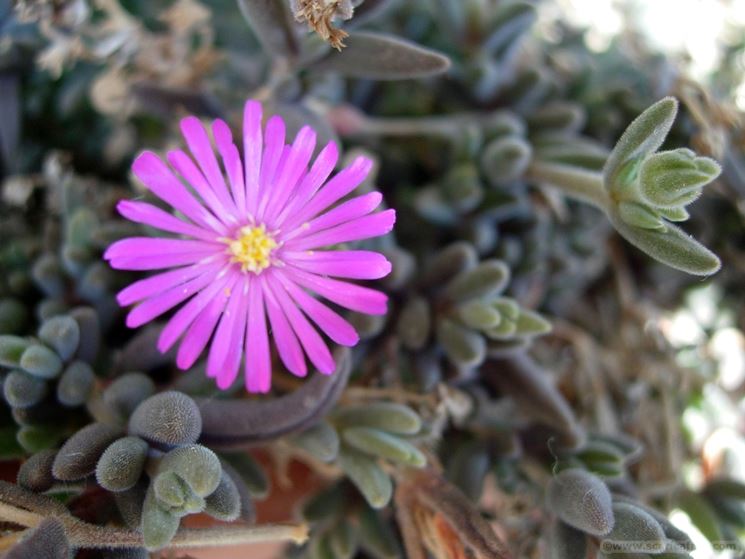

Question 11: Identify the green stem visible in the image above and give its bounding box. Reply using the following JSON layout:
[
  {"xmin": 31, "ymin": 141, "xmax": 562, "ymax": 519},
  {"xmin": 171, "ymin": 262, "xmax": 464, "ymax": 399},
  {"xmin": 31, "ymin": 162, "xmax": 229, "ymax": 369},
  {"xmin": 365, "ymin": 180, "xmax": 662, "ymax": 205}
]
[{"xmin": 527, "ymin": 160, "xmax": 610, "ymax": 210}]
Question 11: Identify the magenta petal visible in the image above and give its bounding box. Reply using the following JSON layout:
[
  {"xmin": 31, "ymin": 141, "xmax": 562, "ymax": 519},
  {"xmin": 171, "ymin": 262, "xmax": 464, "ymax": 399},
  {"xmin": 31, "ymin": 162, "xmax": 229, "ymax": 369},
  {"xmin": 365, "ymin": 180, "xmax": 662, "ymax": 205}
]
[
  {"xmin": 116, "ymin": 200, "xmax": 216, "ymax": 242},
  {"xmin": 213, "ymin": 119, "xmax": 246, "ymax": 214},
  {"xmin": 276, "ymin": 141, "xmax": 339, "ymax": 226},
  {"xmin": 272, "ymin": 278, "xmax": 336, "ymax": 375},
  {"xmin": 131, "ymin": 151, "xmax": 226, "ymax": 234},
  {"xmin": 208, "ymin": 279, "xmax": 249, "ymax": 389},
  {"xmin": 158, "ymin": 273, "xmax": 236, "ymax": 353},
  {"xmin": 263, "ymin": 278, "xmax": 307, "ymax": 377},
  {"xmin": 167, "ymin": 149, "xmax": 236, "ymax": 227},
  {"xmin": 274, "ymin": 271, "xmax": 359, "ymax": 346},
  {"xmin": 282, "ymin": 192, "xmax": 382, "ymax": 242},
  {"xmin": 105, "ymin": 238, "xmax": 220, "ymax": 270},
  {"xmin": 281, "ymin": 155, "xmax": 373, "ymax": 231},
  {"xmin": 256, "ymin": 115, "xmax": 286, "ymax": 219},
  {"xmin": 245, "ymin": 281, "xmax": 271, "ymax": 393},
  {"xmin": 125, "ymin": 265, "xmax": 221, "ymax": 328},
  {"xmin": 117, "ymin": 261, "xmax": 223, "ymax": 306},
  {"xmin": 264, "ymin": 125, "xmax": 316, "ymax": 225},
  {"xmin": 287, "ymin": 209, "xmax": 396, "ymax": 251},
  {"xmin": 286, "ymin": 267, "xmax": 388, "ymax": 315},
  {"xmin": 283, "ymin": 250, "xmax": 392, "ymax": 280},
  {"xmin": 180, "ymin": 116, "xmax": 239, "ymax": 217},
  {"xmin": 176, "ymin": 291, "xmax": 229, "ymax": 370},
  {"xmin": 243, "ymin": 100, "xmax": 263, "ymax": 215}
]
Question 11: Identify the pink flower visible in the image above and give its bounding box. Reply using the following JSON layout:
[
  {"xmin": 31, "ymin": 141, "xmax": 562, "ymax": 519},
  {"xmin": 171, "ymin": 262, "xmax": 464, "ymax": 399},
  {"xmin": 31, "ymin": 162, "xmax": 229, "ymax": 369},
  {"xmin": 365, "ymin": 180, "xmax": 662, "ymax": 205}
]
[{"xmin": 105, "ymin": 100, "xmax": 395, "ymax": 393}]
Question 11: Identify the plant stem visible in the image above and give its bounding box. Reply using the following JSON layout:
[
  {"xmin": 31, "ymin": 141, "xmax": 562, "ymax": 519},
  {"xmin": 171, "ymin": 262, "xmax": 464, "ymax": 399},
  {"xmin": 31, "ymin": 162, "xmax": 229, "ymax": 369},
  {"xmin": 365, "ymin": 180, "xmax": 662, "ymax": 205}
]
[
  {"xmin": 527, "ymin": 160, "xmax": 610, "ymax": 210},
  {"xmin": 0, "ymin": 501, "xmax": 308, "ymax": 549}
]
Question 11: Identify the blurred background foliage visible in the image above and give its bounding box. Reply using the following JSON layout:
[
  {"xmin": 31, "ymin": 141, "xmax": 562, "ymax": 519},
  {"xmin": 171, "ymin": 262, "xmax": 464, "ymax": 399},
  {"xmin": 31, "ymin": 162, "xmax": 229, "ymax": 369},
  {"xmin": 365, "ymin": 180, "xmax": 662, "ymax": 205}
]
[{"xmin": 0, "ymin": 0, "xmax": 744, "ymax": 558}]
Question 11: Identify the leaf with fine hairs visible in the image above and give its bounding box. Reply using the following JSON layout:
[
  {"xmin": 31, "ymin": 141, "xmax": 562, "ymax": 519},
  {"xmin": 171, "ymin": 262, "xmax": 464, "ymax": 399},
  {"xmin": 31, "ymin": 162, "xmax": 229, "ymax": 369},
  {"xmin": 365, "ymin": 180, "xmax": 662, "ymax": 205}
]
[
  {"xmin": 5, "ymin": 518, "xmax": 69, "ymax": 559},
  {"xmin": 609, "ymin": 211, "xmax": 721, "ymax": 275},
  {"xmin": 308, "ymin": 32, "xmax": 450, "ymax": 79},
  {"xmin": 603, "ymin": 97, "xmax": 678, "ymax": 193}
]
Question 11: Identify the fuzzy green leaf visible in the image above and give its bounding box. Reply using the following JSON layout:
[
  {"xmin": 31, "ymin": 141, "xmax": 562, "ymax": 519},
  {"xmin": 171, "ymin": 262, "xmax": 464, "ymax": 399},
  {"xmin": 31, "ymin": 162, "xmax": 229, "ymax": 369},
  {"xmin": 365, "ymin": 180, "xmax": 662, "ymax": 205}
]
[
  {"xmin": 397, "ymin": 296, "xmax": 431, "ymax": 351},
  {"xmin": 291, "ymin": 421, "xmax": 340, "ymax": 462},
  {"xmin": 342, "ymin": 427, "xmax": 425, "ymax": 467},
  {"xmin": 437, "ymin": 319, "xmax": 486, "ymax": 367},
  {"xmin": 141, "ymin": 485, "xmax": 180, "ymax": 551},
  {"xmin": 639, "ymin": 148, "xmax": 721, "ymax": 208},
  {"xmin": 604, "ymin": 97, "xmax": 678, "ymax": 193},
  {"xmin": 546, "ymin": 469, "xmax": 614, "ymax": 536},
  {"xmin": 157, "ymin": 444, "xmax": 222, "ymax": 497},
  {"xmin": 446, "ymin": 259, "xmax": 510, "ymax": 302},
  {"xmin": 338, "ymin": 447, "xmax": 392, "ymax": 509},
  {"xmin": 617, "ymin": 201, "xmax": 666, "ymax": 230},
  {"xmin": 610, "ymin": 212, "xmax": 720, "ymax": 275},
  {"xmin": 96, "ymin": 436, "xmax": 149, "ymax": 492},
  {"xmin": 19, "ymin": 344, "xmax": 63, "ymax": 379},
  {"xmin": 601, "ymin": 502, "xmax": 666, "ymax": 554},
  {"xmin": 456, "ymin": 300, "xmax": 502, "ymax": 330},
  {"xmin": 334, "ymin": 402, "xmax": 422, "ymax": 435},
  {"xmin": 38, "ymin": 316, "xmax": 79, "ymax": 362},
  {"xmin": 128, "ymin": 391, "xmax": 202, "ymax": 448}
]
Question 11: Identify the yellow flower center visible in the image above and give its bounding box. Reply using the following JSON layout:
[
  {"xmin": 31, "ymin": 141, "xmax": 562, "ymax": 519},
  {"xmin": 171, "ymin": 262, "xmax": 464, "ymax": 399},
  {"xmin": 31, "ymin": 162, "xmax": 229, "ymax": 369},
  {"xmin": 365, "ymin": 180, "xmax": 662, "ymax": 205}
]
[{"xmin": 224, "ymin": 224, "xmax": 278, "ymax": 274}]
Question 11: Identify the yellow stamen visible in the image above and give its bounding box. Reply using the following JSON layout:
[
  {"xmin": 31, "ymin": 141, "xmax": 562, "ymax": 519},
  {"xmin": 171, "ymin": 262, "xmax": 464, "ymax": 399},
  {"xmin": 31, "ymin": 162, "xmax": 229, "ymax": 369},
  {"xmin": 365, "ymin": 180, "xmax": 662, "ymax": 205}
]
[{"xmin": 223, "ymin": 224, "xmax": 278, "ymax": 274}]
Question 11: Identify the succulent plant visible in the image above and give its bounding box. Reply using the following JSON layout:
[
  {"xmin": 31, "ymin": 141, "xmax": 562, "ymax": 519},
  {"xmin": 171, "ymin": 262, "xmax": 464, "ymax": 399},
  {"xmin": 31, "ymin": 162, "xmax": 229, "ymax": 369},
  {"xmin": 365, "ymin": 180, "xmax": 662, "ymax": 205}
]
[{"xmin": 1, "ymin": 0, "xmax": 743, "ymax": 558}]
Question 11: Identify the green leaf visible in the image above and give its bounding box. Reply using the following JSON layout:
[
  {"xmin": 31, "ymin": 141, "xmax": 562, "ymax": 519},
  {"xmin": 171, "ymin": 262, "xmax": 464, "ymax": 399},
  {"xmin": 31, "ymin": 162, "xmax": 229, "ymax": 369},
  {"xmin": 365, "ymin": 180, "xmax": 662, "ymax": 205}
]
[
  {"xmin": 291, "ymin": 421, "xmax": 340, "ymax": 462},
  {"xmin": 0, "ymin": 335, "xmax": 31, "ymax": 368},
  {"xmin": 52, "ymin": 422, "xmax": 122, "ymax": 481},
  {"xmin": 3, "ymin": 370, "xmax": 47, "ymax": 409},
  {"xmin": 600, "ymin": 502, "xmax": 666, "ymax": 554},
  {"xmin": 96, "ymin": 436, "xmax": 149, "ymax": 492},
  {"xmin": 657, "ymin": 206, "xmax": 690, "ymax": 222},
  {"xmin": 546, "ymin": 469, "xmax": 614, "ymax": 536},
  {"xmin": 204, "ymin": 470, "xmax": 242, "ymax": 522},
  {"xmin": 141, "ymin": 485, "xmax": 180, "ymax": 551},
  {"xmin": 550, "ymin": 521, "xmax": 587, "ymax": 559},
  {"xmin": 445, "ymin": 260, "xmax": 510, "ymax": 302},
  {"xmin": 677, "ymin": 490, "xmax": 722, "ymax": 544},
  {"xmin": 514, "ymin": 309, "xmax": 552, "ymax": 337},
  {"xmin": 610, "ymin": 212, "xmax": 720, "ymax": 275},
  {"xmin": 617, "ymin": 201, "xmax": 666, "ymax": 230},
  {"xmin": 639, "ymin": 149, "xmax": 721, "ymax": 208},
  {"xmin": 358, "ymin": 504, "xmax": 401, "ymax": 558},
  {"xmin": 604, "ymin": 97, "xmax": 679, "ymax": 193},
  {"xmin": 437, "ymin": 319, "xmax": 486, "ymax": 367},
  {"xmin": 480, "ymin": 136, "xmax": 532, "ymax": 186},
  {"xmin": 456, "ymin": 300, "xmax": 502, "ymax": 330},
  {"xmin": 38, "ymin": 316, "xmax": 80, "ymax": 362},
  {"xmin": 157, "ymin": 445, "xmax": 222, "ymax": 498},
  {"xmin": 342, "ymin": 427, "xmax": 425, "ymax": 467},
  {"xmin": 309, "ymin": 32, "xmax": 450, "ymax": 79},
  {"xmin": 338, "ymin": 447, "xmax": 392, "ymax": 509},
  {"xmin": 333, "ymin": 402, "xmax": 422, "ymax": 435},
  {"xmin": 19, "ymin": 344, "xmax": 63, "ymax": 379},
  {"xmin": 397, "ymin": 296, "xmax": 431, "ymax": 351}
]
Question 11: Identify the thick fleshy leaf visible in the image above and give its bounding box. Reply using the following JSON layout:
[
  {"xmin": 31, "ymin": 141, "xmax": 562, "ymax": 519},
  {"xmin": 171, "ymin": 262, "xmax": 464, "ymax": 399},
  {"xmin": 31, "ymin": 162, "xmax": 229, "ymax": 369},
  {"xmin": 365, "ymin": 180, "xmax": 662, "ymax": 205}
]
[
  {"xmin": 546, "ymin": 469, "xmax": 614, "ymax": 536},
  {"xmin": 610, "ymin": 211, "xmax": 721, "ymax": 275},
  {"xmin": 639, "ymin": 148, "xmax": 721, "ymax": 208},
  {"xmin": 603, "ymin": 97, "xmax": 678, "ymax": 193},
  {"xmin": 309, "ymin": 31, "xmax": 450, "ymax": 79}
]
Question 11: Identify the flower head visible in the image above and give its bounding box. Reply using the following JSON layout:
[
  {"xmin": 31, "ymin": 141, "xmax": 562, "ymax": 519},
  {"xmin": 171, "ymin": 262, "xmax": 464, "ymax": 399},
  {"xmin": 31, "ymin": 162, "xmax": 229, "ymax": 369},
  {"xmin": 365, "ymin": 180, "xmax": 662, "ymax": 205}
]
[{"xmin": 105, "ymin": 100, "xmax": 395, "ymax": 392}]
